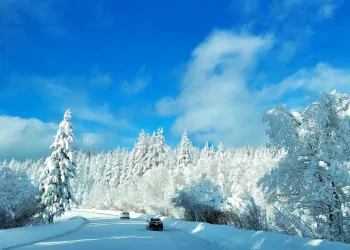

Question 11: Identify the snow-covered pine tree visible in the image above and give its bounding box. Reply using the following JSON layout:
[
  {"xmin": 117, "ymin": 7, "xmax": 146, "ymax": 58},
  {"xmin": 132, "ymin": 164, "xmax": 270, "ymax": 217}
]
[
  {"xmin": 198, "ymin": 141, "xmax": 209, "ymax": 167},
  {"xmin": 144, "ymin": 132, "xmax": 157, "ymax": 173},
  {"xmin": 31, "ymin": 158, "xmax": 45, "ymax": 186},
  {"xmin": 123, "ymin": 148, "xmax": 135, "ymax": 186},
  {"xmin": 175, "ymin": 129, "xmax": 192, "ymax": 187},
  {"xmin": 133, "ymin": 129, "xmax": 149, "ymax": 178},
  {"xmin": 72, "ymin": 150, "xmax": 85, "ymax": 204},
  {"xmin": 216, "ymin": 143, "xmax": 225, "ymax": 192},
  {"xmin": 119, "ymin": 148, "xmax": 129, "ymax": 186},
  {"xmin": 155, "ymin": 127, "xmax": 167, "ymax": 168},
  {"xmin": 206, "ymin": 144, "xmax": 216, "ymax": 178},
  {"xmin": 95, "ymin": 151, "xmax": 107, "ymax": 187},
  {"xmin": 1, "ymin": 159, "xmax": 7, "ymax": 168},
  {"xmin": 177, "ymin": 129, "xmax": 190, "ymax": 170},
  {"xmin": 8, "ymin": 159, "xmax": 16, "ymax": 169},
  {"xmin": 192, "ymin": 141, "xmax": 210, "ymax": 181},
  {"xmin": 81, "ymin": 151, "xmax": 92, "ymax": 204},
  {"xmin": 40, "ymin": 109, "xmax": 76, "ymax": 224},
  {"xmin": 110, "ymin": 147, "xmax": 122, "ymax": 188},
  {"xmin": 103, "ymin": 150, "xmax": 113, "ymax": 186}
]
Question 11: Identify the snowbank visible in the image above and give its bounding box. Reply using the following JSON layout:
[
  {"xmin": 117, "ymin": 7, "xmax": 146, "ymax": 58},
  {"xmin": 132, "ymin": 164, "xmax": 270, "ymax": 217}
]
[
  {"xmin": 159, "ymin": 217, "xmax": 349, "ymax": 250},
  {"xmin": 0, "ymin": 212, "xmax": 86, "ymax": 250},
  {"xmin": 77, "ymin": 208, "xmax": 350, "ymax": 250},
  {"xmin": 74, "ymin": 208, "xmax": 122, "ymax": 216}
]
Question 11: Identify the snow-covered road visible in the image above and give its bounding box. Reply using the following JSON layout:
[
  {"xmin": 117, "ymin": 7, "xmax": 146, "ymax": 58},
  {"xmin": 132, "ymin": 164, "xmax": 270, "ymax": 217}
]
[{"xmin": 14, "ymin": 211, "xmax": 220, "ymax": 250}]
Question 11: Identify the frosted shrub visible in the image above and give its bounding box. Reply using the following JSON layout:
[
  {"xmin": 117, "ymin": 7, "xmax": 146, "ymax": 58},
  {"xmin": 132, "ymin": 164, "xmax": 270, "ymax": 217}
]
[
  {"xmin": 172, "ymin": 174, "xmax": 232, "ymax": 224},
  {"xmin": 0, "ymin": 167, "xmax": 43, "ymax": 229},
  {"xmin": 239, "ymin": 194, "xmax": 269, "ymax": 231}
]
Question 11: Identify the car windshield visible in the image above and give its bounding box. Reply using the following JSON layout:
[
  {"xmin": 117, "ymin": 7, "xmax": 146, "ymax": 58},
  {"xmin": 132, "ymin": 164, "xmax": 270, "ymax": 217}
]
[{"xmin": 151, "ymin": 218, "xmax": 161, "ymax": 222}]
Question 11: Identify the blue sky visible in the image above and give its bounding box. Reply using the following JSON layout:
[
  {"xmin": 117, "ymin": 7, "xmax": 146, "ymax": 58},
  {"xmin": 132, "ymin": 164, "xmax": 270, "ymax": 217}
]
[{"xmin": 1, "ymin": 0, "xmax": 350, "ymax": 160}]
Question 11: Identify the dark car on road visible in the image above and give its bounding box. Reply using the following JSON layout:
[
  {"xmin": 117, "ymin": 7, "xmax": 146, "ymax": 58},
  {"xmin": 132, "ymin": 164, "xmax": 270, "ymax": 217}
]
[{"xmin": 146, "ymin": 218, "xmax": 163, "ymax": 231}]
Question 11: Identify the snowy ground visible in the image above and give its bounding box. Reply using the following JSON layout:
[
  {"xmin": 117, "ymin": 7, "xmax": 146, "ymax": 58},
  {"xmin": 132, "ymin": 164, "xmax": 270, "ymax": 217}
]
[
  {"xmin": 9, "ymin": 210, "xmax": 219, "ymax": 250},
  {"xmin": 78, "ymin": 209, "xmax": 350, "ymax": 250},
  {"xmin": 2, "ymin": 209, "xmax": 350, "ymax": 250},
  {"xmin": 0, "ymin": 212, "xmax": 86, "ymax": 250}
]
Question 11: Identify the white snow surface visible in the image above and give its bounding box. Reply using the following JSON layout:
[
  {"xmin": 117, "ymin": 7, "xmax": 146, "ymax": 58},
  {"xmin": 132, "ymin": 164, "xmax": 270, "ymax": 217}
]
[
  {"xmin": 0, "ymin": 212, "xmax": 85, "ymax": 250},
  {"xmin": 77, "ymin": 209, "xmax": 350, "ymax": 250},
  {"xmin": 11, "ymin": 209, "xmax": 220, "ymax": 250},
  {"xmin": 1, "ymin": 209, "xmax": 350, "ymax": 250}
]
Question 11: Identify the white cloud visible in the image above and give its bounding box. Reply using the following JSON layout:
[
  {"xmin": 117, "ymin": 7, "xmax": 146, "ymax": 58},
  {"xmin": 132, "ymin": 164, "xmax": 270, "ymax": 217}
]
[
  {"xmin": 156, "ymin": 97, "xmax": 181, "ymax": 116},
  {"xmin": 76, "ymin": 131, "xmax": 136, "ymax": 151},
  {"xmin": 6, "ymin": 74, "xmax": 136, "ymax": 130},
  {"xmin": 231, "ymin": 0, "xmax": 259, "ymax": 15},
  {"xmin": 74, "ymin": 105, "xmax": 136, "ymax": 130},
  {"xmin": 120, "ymin": 78, "xmax": 148, "ymax": 95},
  {"xmin": 1, "ymin": 72, "xmax": 139, "ymax": 158},
  {"xmin": 156, "ymin": 30, "xmax": 273, "ymax": 147},
  {"xmin": 156, "ymin": 30, "xmax": 350, "ymax": 148},
  {"xmin": 271, "ymin": 0, "xmax": 339, "ymax": 21},
  {"xmin": 89, "ymin": 73, "xmax": 112, "ymax": 86},
  {"xmin": 0, "ymin": 114, "xmax": 134, "ymax": 160},
  {"xmin": 259, "ymin": 63, "xmax": 350, "ymax": 102},
  {"xmin": 28, "ymin": 75, "xmax": 71, "ymax": 98},
  {"xmin": 80, "ymin": 133, "xmax": 105, "ymax": 147},
  {"xmin": 0, "ymin": 116, "xmax": 57, "ymax": 160},
  {"xmin": 120, "ymin": 67, "xmax": 149, "ymax": 95},
  {"xmin": 277, "ymin": 42, "xmax": 297, "ymax": 63},
  {"xmin": 319, "ymin": 4, "xmax": 336, "ymax": 19}
]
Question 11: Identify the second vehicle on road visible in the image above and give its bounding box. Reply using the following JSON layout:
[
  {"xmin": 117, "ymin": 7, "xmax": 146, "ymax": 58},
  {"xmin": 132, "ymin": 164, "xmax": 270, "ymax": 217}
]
[{"xmin": 146, "ymin": 218, "xmax": 163, "ymax": 231}]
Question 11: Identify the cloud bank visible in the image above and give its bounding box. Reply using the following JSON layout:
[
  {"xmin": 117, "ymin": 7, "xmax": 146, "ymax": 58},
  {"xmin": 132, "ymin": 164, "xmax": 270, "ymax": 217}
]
[{"xmin": 156, "ymin": 30, "xmax": 350, "ymax": 148}]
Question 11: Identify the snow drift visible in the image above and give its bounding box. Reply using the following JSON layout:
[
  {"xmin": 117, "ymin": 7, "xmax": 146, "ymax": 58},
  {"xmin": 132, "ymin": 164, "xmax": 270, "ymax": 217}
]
[{"xmin": 0, "ymin": 212, "xmax": 86, "ymax": 250}]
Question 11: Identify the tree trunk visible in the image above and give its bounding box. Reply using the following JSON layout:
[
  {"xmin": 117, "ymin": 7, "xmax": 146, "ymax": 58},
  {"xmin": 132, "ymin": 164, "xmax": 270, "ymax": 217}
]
[{"xmin": 327, "ymin": 182, "xmax": 344, "ymax": 242}]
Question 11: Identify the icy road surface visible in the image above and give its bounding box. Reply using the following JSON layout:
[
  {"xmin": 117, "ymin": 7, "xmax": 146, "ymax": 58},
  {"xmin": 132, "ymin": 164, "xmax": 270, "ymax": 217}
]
[{"xmin": 14, "ymin": 211, "xmax": 221, "ymax": 250}]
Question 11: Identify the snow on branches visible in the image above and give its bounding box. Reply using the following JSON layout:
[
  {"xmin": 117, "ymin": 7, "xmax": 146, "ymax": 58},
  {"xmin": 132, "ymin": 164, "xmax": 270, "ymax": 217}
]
[
  {"xmin": 260, "ymin": 90, "xmax": 350, "ymax": 242},
  {"xmin": 40, "ymin": 109, "xmax": 76, "ymax": 223},
  {"xmin": 0, "ymin": 166, "xmax": 41, "ymax": 229}
]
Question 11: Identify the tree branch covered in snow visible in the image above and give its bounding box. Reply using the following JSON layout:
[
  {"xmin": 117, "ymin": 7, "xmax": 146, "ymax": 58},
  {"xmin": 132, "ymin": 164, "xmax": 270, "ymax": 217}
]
[
  {"xmin": 0, "ymin": 165, "xmax": 42, "ymax": 229},
  {"xmin": 40, "ymin": 109, "xmax": 77, "ymax": 224},
  {"xmin": 260, "ymin": 90, "xmax": 350, "ymax": 242}
]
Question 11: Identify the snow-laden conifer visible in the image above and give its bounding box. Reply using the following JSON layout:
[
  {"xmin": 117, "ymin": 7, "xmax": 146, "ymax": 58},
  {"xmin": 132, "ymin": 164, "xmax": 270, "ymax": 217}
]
[
  {"xmin": 155, "ymin": 127, "xmax": 167, "ymax": 167},
  {"xmin": 177, "ymin": 129, "xmax": 190, "ymax": 171},
  {"xmin": 40, "ymin": 109, "xmax": 76, "ymax": 223},
  {"xmin": 133, "ymin": 129, "xmax": 149, "ymax": 178}
]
